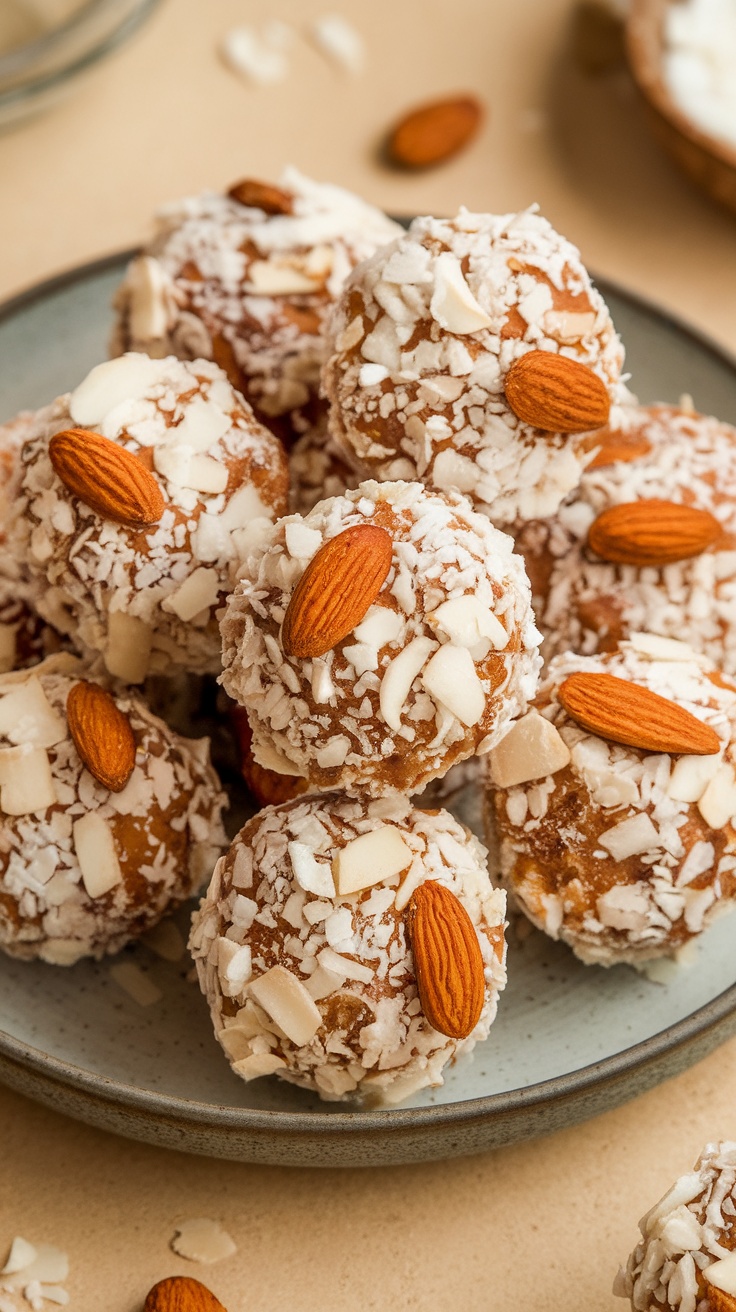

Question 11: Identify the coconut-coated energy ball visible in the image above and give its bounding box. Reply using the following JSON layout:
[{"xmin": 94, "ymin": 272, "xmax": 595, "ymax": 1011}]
[
  {"xmin": 487, "ymin": 636, "xmax": 736, "ymax": 966},
  {"xmin": 112, "ymin": 169, "xmax": 402, "ymax": 439},
  {"xmin": 221, "ymin": 480, "xmax": 541, "ymax": 798},
  {"xmin": 189, "ymin": 791, "xmax": 507, "ymax": 1103},
  {"xmin": 515, "ymin": 403, "xmax": 736, "ymax": 669},
  {"xmin": 0, "ymin": 408, "xmax": 62, "ymax": 672},
  {"xmin": 0, "ymin": 656, "xmax": 227, "ymax": 965},
  {"xmin": 10, "ymin": 353, "xmax": 288, "ymax": 681},
  {"xmin": 322, "ymin": 206, "xmax": 628, "ymax": 525},
  {"xmin": 615, "ymin": 1141, "xmax": 736, "ymax": 1311}
]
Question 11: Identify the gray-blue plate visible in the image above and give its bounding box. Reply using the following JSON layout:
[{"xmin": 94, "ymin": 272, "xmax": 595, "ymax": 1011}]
[{"xmin": 1, "ymin": 253, "xmax": 735, "ymax": 1169}]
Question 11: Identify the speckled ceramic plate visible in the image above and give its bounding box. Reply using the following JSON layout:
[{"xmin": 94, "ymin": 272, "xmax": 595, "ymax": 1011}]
[{"xmin": 1, "ymin": 252, "xmax": 736, "ymax": 1169}]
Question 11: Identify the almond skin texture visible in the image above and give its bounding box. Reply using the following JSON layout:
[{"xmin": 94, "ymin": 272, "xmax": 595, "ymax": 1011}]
[
  {"xmin": 281, "ymin": 524, "xmax": 393, "ymax": 659},
  {"xmin": 227, "ymin": 177, "xmax": 293, "ymax": 215},
  {"xmin": 144, "ymin": 1276, "xmax": 228, "ymax": 1312},
  {"xmin": 504, "ymin": 350, "xmax": 611, "ymax": 433},
  {"xmin": 387, "ymin": 95, "xmax": 483, "ymax": 169},
  {"xmin": 407, "ymin": 881, "xmax": 485, "ymax": 1040},
  {"xmin": 66, "ymin": 680, "xmax": 137, "ymax": 793},
  {"xmin": 558, "ymin": 671, "xmax": 721, "ymax": 756},
  {"xmin": 587, "ymin": 499, "xmax": 723, "ymax": 566},
  {"xmin": 49, "ymin": 428, "xmax": 165, "ymax": 527},
  {"xmin": 707, "ymin": 1287, "xmax": 736, "ymax": 1312}
]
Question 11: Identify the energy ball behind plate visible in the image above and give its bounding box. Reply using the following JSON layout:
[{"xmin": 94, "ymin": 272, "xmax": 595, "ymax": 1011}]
[
  {"xmin": 0, "ymin": 657, "xmax": 227, "ymax": 965},
  {"xmin": 487, "ymin": 636, "xmax": 736, "ymax": 965},
  {"xmin": 221, "ymin": 479, "xmax": 541, "ymax": 798},
  {"xmin": 515, "ymin": 403, "xmax": 736, "ymax": 669},
  {"xmin": 322, "ymin": 206, "xmax": 627, "ymax": 525},
  {"xmin": 616, "ymin": 1141, "xmax": 736, "ymax": 1311},
  {"xmin": 112, "ymin": 169, "xmax": 402, "ymax": 440},
  {"xmin": 11, "ymin": 353, "xmax": 288, "ymax": 681},
  {"xmin": 189, "ymin": 791, "xmax": 507, "ymax": 1103}
]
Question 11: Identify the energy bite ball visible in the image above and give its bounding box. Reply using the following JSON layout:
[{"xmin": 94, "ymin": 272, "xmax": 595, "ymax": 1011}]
[
  {"xmin": 189, "ymin": 791, "xmax": 507, "ymax": 1103},
  {"xmin": 616, "ymin": 1141, "xmax": 736, "ymax": 1311},
  {"xmin": 488, "ymin": 636, "xmax": 736, "ymax": 965},
  {"xmin": 322, "ymin": 206, "xmax": 627, "ymax": 525},
  {"xmin": 0, "ymin": 408, "xmax": 62, "ymax": 672},
  {"xmin": 221, "ymin": 480, "xmax": 541, "ymax": 797},
  {"xmin": 0, "ymin": 657, "xmax": 226, "ymax": 965},
  {"xmin": 112, "ymin": 169, "xmax": 402, "ymax": 439},
  {"xmin": 515, "ymin": 403, "xmax": 736, "ymax": 669},
  {"xmin": 11, "ymin": 353, "xmax": 288, "ymax": 681}
]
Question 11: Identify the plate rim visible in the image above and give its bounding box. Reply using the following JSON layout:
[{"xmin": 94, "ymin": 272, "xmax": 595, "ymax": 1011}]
[{"xmin": 2, "ymin": 248, "xmax": 736, "ymax": 1143}]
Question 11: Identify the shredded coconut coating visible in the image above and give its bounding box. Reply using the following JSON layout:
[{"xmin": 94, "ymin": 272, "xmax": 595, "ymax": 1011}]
[
  {"xmin": 516, "ymin": 404, "xmax": 736, "ymax": 670},
  {"xmin": 221, "ymin": 480, "xmax": 541, "ymax": 798},
  {"xmin": 0, "ymin": 409, "xmax": 61, "ymax": 672},
  {"xmin": 488, "ymin": 638, "xmax": 736, "ymax": 965},
  {"xmin": 322, "ymin": 206, "xmax": 628, "ymax": 525},
  {"xmin": 616, "ymin": 1142, "xmax": 736, "ymax": 1311},
  {"xmin": 10, "ymin": 354, "xmax": 288, "ymax": 679},
  {"xmin": 0, "ymin": 658, "xmax": 227, "ymax": 965},
  {"xmin": 112, "ymin": 168, "xmax": 402, "ymax": 438},
  {"xmin": 288, "ymin": 416, "xmax": 360, "ymax": 516},
  {"xmin": 189, "ymin": 791, "xmax": 507, "ymax": 1103}
]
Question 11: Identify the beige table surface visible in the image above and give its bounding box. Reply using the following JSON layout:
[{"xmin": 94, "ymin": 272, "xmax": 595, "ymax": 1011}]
[{"xmin": 1, "ymin": 1, "xmax": 736, "ymax": 1308}]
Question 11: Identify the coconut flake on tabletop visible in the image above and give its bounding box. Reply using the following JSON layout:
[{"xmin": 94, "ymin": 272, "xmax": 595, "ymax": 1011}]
[
  {"xmin": 221, "ymin": 479, "xmax": 541, "ymax": 798},
  {"xmin": 189, "ymin": 791, "xmax": 507, "ymax": 1103},
  {"xmin": 112, "ymin": 170, "xmax": 402, "ymax": 442},
  {"xmin": 486, "ymin": 635, "xmax": 736, "ymax": 966},
  {"xmin": 515, "ymin": 402, "xmax": 736, "ymax": 669},
  {"xmin": 616, "ymin": 1141, "xmax": 736, "ymax": 1312},
  {"xmin": 322, "ymin": 206, "xmax": 630, "ymax": 526},
  {"xmin": 0, "ymin": 655, "xmax": 226, "ymax": 966},
  {"xmin": 9, "ymin": 353, "xmax": 288, "ymax": 684}
]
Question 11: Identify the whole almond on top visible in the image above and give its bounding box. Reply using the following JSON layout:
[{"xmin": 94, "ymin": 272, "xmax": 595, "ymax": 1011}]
[
  {"xmin": 144, "ymin": 1276, "xmax": 228, "ymax": 1312},
  {"xmin": 504, "ymin": 350, "xmax": 611, "ymax": 433},
  {"xmin": 407, "ymin": 881, "xmax": 485, "ymax": 1040},
  {"xmin": 587, "ymin": 499, "xmax": 722, "ymax": 567},
  {"xmin": 281, "ymin": 524, "xmax": 393, "ymax": 659},
  {"xmin": 67, "ymin": 680, "xmax": 137, "ymax": 792},
  {"xmin": 227, "ymin": 177, "xmax": 293, "ymax": 215},
  {"xmin": 387, "ymin": 95, "xmax": 483, "ymax": 169},
  {"xmin": 49, "ymin": 428, "xmax": 165, "ymax": 527},
  {"xmin": 558, "ymin": 671, "xmax": 721, "ymax": 756}
]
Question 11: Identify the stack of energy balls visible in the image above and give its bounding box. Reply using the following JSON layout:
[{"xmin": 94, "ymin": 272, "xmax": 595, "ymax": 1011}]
[{"xmin": 3, "ymin": 167, "xmax": 736, "ymax": 1107}]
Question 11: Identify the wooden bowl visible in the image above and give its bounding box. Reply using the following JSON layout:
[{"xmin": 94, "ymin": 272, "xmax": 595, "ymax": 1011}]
[{"xmin": 626, "ymin": 0, "xmax": 736, "ymax": 215}]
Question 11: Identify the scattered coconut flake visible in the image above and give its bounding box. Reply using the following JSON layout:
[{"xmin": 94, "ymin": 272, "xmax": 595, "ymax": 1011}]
[
  {"xmin": 333, "ymin": 825, "xmax": 412, "ymax": 895},
  {"xmin": 0, "ymin": 746, "xmax": 56, "ymax": 816},
  {"xmin": 705, "ymin": 1251, "xmax": 736, "ymax": 1295},
  {"xmin": 421, "ymin": 644, "xmax": 486, "ymax": 726},
  {"xmin": 73, "ymin": 812, "xmax": 122, "ymax": 899},
  {"xmin": 429, "ymin": 253, "xmax": 492, "ymax": 335},
  {"xmin": 598, "ymin": 813, "xmax": 659, "ymax": 861},
  {"xmin": 170, "ymin": 1218, "xmax": 237, "ymax": 1265},
  {"xmin": 249, "ymin": 965, "xmax": 322, "ymax": 1045},
  {"xmin": 310, "ymin": 14, "xmax": 365, "ymax": 73},
  {"xmin": 220, "ymin": 24, "xmax": 291, "ymax": 85},
  {"xmin": 2, "ymin": 1239, "xmax": 37, "ymax": 1276},
  {"xmin": 489, "ymin": 711, "xmax": 571, "ymax": 787},
  {"xmin": 141, "ymin": 919, "xmax": 186, "ymax": 962},
  {"xmin": 288, "ymin": 842, "xmax": 336, "ymax": 897},
  {"xmin": 109, "ymin": 962, "xmax": 163, "ymax": 1007}
]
